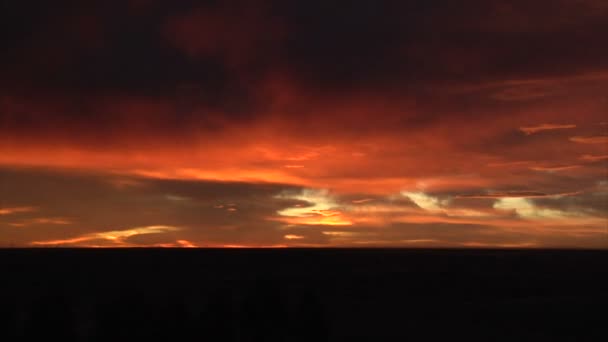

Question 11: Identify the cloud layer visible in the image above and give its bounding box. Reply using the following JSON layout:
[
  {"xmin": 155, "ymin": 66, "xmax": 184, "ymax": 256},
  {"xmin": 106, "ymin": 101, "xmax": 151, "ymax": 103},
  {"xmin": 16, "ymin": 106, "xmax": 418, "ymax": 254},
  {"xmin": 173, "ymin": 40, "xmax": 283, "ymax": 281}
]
[{"xmin": 0, "ymin": 0, "xmax": 606, "ymax": 247}]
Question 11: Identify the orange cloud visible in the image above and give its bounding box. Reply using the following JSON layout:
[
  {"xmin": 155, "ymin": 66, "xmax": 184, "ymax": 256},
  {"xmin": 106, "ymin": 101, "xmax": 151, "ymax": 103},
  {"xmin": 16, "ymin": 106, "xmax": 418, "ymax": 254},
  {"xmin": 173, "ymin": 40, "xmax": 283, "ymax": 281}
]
[
  {"xmin": 457, "ymin": 191, "xmax": 580, "ymax": 199},
  {"xmin": 581, "ymin": 154, "xmax": 608, "ymax": 161},
  {"xmin": 519, "ymin": 123, "xmax": 576, "ymax": 135},
  {"xmin": 31, "ymin": 225, "xmax": 181, "ymax": 247},
  {"xmin": 1, "ymin": 0, "xmax": 608, "ymax": 249},
  {"xmin": 274, "ymin": 189, "xmax": 353, "ymax": 226},
  {"xmin": 570, "ymin": 136, "xmax": 608, "ymax": 144},
  {"xmin": 0, "ymin": 207, "xmax": 36, "ymax": 215},
  {"xmin": 9, "ymin": 217, "xmax": 71, "ymax": 227},
  {"xmin": 150, "ymin": 240, "xmax": 198, "ymax": 248},
  {"xmin": 529, "ymin": 165, "xmax": 581, "ymax": 172}
]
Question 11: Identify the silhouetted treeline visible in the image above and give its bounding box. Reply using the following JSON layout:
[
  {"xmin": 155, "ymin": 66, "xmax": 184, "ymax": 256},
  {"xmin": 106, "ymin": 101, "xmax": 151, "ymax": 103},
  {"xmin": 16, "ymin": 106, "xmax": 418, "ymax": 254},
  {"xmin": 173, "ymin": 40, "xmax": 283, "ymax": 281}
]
[
  {"xmin": 0, "ymin": 249, "xmax": 607, "ymax": 341},
  {"xmin": 1, "ymin": 274, "xmax": 329, "ymax": 341}
]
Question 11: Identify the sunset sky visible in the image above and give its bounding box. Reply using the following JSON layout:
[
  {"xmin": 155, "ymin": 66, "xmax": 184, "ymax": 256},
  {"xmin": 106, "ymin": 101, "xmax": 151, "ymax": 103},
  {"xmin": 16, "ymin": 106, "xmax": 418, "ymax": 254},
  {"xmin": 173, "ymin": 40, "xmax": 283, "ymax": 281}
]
[{"xmin": 1, "ymin": 0, "xmax": 607, "ymax": 248}]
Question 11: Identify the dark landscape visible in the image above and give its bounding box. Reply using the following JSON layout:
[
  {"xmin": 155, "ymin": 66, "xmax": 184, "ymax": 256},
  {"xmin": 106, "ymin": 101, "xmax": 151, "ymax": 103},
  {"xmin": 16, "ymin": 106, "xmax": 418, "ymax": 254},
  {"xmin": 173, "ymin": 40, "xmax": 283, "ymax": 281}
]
[
  {"xmin": 1, "ymin": 248, "xmax": 606, "ymax": 341},
  {"xmin": 2, "ymin": 1, "xmax": 608, "ymax": 341}
]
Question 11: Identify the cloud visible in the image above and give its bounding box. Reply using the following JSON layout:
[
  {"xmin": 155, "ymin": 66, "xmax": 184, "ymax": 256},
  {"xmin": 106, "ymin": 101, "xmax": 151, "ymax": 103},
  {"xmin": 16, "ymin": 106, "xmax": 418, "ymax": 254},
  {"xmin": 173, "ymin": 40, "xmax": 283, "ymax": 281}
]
[
  {"xmin": 529, "ymin": 165, "xmax": 581, "ymax": 172},
  {"xmin": 1, "ymin": 167, "xmax": 606, "ymax": 248},
  {"xmin": 532, "ymin": 188, "xmax": 608, "ymax": 217},
  {"xmin": 287, "ymin": 219, "xmax": 608, "ymax": 248},
  {"xmin": 142, "ymin": 239, "xmax": 198, "ymax": 248},
  {"xmin": 570, "ymin": 136, "xmax": 608, "ymax": 144},
  {"xmin": 581, "ymin": 154, "xmax": 608, "ymax": 162},
  {"xmin": 9, "ymin": 217, "xmax": 71, "ymax": 227},
  {"xmin": 31, "ymin": 225, "xmax": 181, "ymax": 247},
  {"xmin": 493, "ymin": 198, "xmax": 575, "ymax": 220},
  {"xmin": 175, "ymin": 240, "xmax": 197, "ymax": 248},
  {"xmin": 519, "ymin": 124, "xmax": 577, "ymax": 135},
  {"xmin": 457, "ymin": 191, "xmax": 580, "ymax": 199},
  {"xmin": 351, "ymin": 198, "xmax": 375, "ymax": 204},
  {"xmin": 1, "ymin": 1, "xmax": 607, "ymax": 248},
  {"xmin": 0, "ymin": 168, "xmax": 304, "ymax": 247},
  {"xmin": 163, "ymin": 2, "xmax": 285, "ymax": 67},
  {"xmin": 321, "ymin": 231, "xmax": 360, "ymax": 238},
  {"xmin": 0, "ymin": 207, "xmax": 36, "ymax": 215},
  {"xmin": 275, "ymin": 189, "xmax": 352, "ymax": 226},
  {"xmin": 493, "ymin": 84, "xmax": 563, "ymax": 101},
  {"xmin": 401, "ymin": 192, "xmax": 446, "ymax": 212}
]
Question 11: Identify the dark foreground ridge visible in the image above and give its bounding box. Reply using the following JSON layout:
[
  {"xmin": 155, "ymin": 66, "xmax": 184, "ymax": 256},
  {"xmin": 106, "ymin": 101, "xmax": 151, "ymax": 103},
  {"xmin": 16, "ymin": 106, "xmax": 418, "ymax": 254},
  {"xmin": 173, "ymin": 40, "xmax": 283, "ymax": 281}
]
[{"xmin": 1, "ymin": 248, "xmax": 607, "ymax": 341}]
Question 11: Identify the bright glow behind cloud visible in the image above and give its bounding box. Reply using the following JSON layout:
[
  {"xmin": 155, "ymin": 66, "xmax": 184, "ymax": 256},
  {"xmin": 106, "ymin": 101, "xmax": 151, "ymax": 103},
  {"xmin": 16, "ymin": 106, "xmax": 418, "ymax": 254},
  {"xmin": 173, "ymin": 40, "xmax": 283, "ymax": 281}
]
[{"xmin": 493, "ymin": 198, "xmax": 572, "ymax": 220}]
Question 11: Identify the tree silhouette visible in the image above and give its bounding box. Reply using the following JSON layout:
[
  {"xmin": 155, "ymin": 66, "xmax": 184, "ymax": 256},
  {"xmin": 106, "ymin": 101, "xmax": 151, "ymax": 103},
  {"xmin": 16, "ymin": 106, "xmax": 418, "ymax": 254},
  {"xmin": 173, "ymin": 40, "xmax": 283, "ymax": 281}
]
[
  {"xmin": 237, "ymin": 276, "xmax": 290, "ymax": 342},
  {"xmin": 22, "ymin": 292, "xmax": 76, "ymax": 341},
  {"xmin": 292, "ymin": 289, "xmax": 329, "ymax": 342},
  {"xmin": 198, "ymin": 287, "xmax": 237, "ymax": 342},
  {"xmin": 0, "ymin": 295, "xmax": 18, "ymax": 341}
]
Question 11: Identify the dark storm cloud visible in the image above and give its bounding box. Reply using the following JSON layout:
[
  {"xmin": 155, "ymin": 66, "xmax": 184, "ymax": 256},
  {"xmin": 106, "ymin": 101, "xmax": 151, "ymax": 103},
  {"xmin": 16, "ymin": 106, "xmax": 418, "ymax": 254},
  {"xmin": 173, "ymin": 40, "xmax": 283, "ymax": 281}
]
[
  {"xmin": 1, "ymin": 0, "xmax": 225, "ymax": 93},
  {"xmin": 1, "ymin": 0, "xmax": 607, "ymax": 134},
  {"xmin": 271, "ymin": 0, "xmax": 608, "ymax": 92},
  {"xmin": 0, "ymin": 1, "xmax": 262, "ymax": 139}
]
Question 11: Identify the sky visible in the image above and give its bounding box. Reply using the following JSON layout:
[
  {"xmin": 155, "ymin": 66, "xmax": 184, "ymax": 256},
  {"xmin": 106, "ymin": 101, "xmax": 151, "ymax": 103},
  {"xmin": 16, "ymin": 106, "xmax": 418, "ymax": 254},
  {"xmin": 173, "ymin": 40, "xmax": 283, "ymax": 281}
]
[{"xmin": 0, "ymin": 0, "xmax": 607, "ymax": 248}]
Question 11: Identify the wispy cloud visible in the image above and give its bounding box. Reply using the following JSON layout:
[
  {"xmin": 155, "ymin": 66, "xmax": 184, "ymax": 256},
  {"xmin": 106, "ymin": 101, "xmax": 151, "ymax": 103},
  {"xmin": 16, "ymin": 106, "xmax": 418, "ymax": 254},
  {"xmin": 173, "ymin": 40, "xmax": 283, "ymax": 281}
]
[
  {"xmin": 351, "ymin": 198, "xmax": 375, "ymax": 204},
  {"xmin": 580, "ymin": 154, "xmax": 608, "ymax": 162},
  {"xmin": 493, "ymin": 198, "xmax": 576, "ymax": 220},
  {"xmin": 519, "ymin": 123, "xmax": 576, "ymax": 135},
  {"xmin": 529, "ymin": 165, "xmax": 581, "ymax": 172},
  {"xmin": 150, "ymin": 240, "xmax": 197, "ymax": 248},
  {"xmin": 570, "ymin": 136, "xmax": 608, "ymax": 144},
  {"xmin": 460, "ymin": 241, "xmax": 539, "ymax": 248},
  {"xmin": 458, "ymin": 191, "xmax": 579, "ymax": 199},
  {"xmin": 401, "ymin": 192, "xmax": 446, "ymax": 212},
  {"xmin": 31, "ymin": 225, "xmax": 181, "ymax": 247},
  {"xmin": 322, "ymin": 231, "xmax": 361, "ymax": 237},
  {"xmin": 275, "ymin": 189, "xmax": 352, "ymax": 226},
  {"xmin": 9, "ymin": 217, "xmax": 71, "ymax": 227},
  {"xmin": 0, "ymin": 206, "xmax": 36, "ymax": 215}
]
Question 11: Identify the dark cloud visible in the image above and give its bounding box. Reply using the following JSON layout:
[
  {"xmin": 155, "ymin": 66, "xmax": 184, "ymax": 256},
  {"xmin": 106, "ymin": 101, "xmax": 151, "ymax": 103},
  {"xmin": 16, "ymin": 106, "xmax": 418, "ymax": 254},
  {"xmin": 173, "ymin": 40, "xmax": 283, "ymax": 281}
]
[
  {"xmin": 2, "ymin": 0, "xmax": 607, "ymax": 134},
  {"xmin": 533, "ymin": 191, "xmax": 608, "ymax": 217}
]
